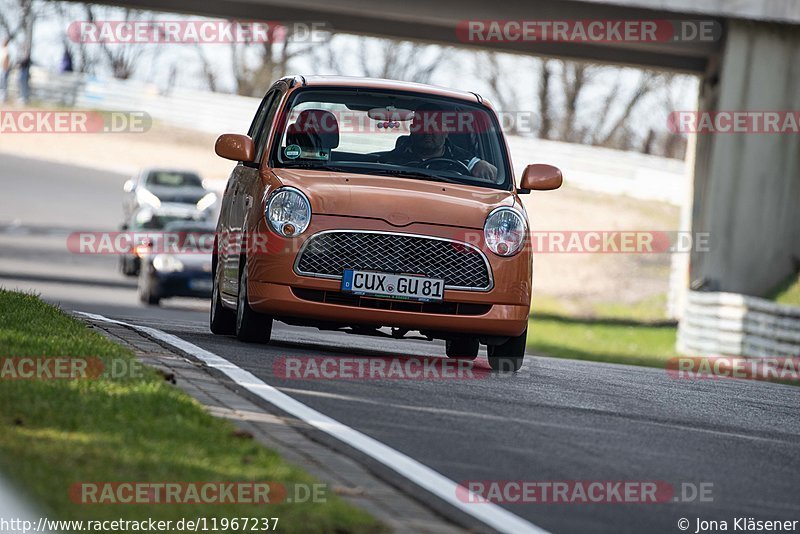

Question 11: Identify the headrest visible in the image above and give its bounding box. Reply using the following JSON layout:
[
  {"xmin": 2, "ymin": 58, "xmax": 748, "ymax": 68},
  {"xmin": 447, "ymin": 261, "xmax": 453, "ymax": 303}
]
[{"xmin": 286, "ymin": 109, "xmax": 339, "ymax": 150}]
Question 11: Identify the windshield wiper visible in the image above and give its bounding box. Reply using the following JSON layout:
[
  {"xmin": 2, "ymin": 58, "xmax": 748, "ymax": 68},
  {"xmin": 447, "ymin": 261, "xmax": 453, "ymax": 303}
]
[
  {"xmin": 280, "ymin": 162, "xmax": 464, "ymax": 185},
  {"xmin": 364, "ymin": 168, "xmax": 462, "ymax": 184},
  {"xmin": 280, "ymin": 162, "xmax": 353, "ymax": 172}
]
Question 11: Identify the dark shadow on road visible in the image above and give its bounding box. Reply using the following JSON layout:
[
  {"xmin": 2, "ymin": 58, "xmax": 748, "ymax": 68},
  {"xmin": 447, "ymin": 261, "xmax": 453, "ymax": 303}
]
[
  {"xmin": 0, "ymin": 271, "xmax": 136, "ymax": 289},
  {"xmin": 532, "ymin": 312, "xmax": 677, "ymax": 328}
]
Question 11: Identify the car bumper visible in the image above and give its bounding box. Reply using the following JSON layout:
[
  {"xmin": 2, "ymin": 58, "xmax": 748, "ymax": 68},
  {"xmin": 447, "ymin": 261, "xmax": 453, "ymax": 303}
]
[
  {"xmin": 245, "ymin": 215, "xmax": 532, "ymax": 337},
  {"xmin": 249, "ymin": 281, "xmax": 529, "ymax": 337},
  {"xmin": 152, "ymin": 271, "xmax": 213, "ymax": 298}
]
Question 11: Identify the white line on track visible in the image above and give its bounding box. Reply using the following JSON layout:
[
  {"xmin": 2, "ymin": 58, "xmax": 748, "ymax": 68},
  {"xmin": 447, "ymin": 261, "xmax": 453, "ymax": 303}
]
[{"xmin": 78, "ymin": 311, "xmax": 548, "ymax": 534}]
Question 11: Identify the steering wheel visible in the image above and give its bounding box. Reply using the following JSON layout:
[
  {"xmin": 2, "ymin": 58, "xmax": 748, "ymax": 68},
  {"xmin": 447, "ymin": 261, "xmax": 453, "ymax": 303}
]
[{"xmin": 414, "ymin": 158, "xmax": 471, "ymax": 175}]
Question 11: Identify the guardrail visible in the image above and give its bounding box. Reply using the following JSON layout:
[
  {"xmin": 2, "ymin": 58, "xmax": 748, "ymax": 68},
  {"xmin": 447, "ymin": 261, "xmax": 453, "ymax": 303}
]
[{"xmin": 677, "ymin": 290, "xmax": 800, "ymax": 358}]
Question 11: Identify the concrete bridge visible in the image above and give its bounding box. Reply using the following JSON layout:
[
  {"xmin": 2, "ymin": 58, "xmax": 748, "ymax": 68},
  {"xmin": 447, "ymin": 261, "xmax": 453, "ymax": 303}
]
[{"xmin": 97, "ymin": 0, "xmax": 800, "ymax": 297}]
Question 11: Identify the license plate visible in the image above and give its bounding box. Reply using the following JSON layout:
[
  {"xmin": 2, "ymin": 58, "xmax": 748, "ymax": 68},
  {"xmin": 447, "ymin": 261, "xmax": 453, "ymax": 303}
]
[
  {"xmin": 189, "ymin": 279, "xmax": 213, "ymax": 291},
  {"xmin": 341, "ymin": 270, "xmax": 444, "ymax": 302}
]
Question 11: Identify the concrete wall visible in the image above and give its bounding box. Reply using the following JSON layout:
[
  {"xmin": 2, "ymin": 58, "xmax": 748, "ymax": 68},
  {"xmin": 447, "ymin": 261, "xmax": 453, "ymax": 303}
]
[{"xmin": 690, "ymin": 20, "xmax": 800, "ymax": 296}]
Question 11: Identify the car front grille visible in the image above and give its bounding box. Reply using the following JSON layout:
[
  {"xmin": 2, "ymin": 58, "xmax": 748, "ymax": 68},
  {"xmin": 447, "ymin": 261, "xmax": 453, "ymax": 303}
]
[
  {"xmin": 292, "ymin": 288, "xmax": 492, "ymax": 315},
  {"xmin": 294, "ymin": 231, "xmax": 493, "ymax": 291}
]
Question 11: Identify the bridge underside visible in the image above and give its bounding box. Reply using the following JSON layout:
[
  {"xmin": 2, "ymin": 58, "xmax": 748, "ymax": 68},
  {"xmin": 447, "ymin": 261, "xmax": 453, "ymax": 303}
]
[{"xmin": 97, "ymin": 0, "xmax": 725, "ymax": 72}]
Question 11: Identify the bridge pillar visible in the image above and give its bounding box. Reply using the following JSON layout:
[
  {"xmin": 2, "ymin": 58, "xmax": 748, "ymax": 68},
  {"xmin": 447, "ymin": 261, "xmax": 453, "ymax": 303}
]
[{"xmin": 690, "ymin": 20, "xmax": 800, "ymax": 296}]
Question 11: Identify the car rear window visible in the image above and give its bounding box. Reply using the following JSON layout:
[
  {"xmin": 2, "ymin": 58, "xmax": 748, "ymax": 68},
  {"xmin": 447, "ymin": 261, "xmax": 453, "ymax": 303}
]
[{"xmin": 146, "ymin": 171, "xmax": 203, "ymax": 188}]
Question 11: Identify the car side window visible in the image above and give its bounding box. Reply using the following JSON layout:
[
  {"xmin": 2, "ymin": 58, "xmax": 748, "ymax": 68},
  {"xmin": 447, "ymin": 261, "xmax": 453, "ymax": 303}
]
[
  {"xmin": 247, "ymin": 89, "xmax": 283, "ymax": 166},
  {"xmin": 247, "ymin": 92, "xmax": 272, "ymax": 139},
  {"xmin": 254, "ymin": 91, "xmax": 283, "ymax": 164},
  {"xmin": 245, "ymin": 91, "xmax": 275, "ymax": 165}
]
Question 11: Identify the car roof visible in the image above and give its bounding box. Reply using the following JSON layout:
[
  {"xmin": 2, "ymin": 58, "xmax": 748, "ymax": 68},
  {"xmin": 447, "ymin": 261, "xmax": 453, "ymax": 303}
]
[{"xmin": 284, "ymin": 75, "xmax": 485, "ymax": 105}]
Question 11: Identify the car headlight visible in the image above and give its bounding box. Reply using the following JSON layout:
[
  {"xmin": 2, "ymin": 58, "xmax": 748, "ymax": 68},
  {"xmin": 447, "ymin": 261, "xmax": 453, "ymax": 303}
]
[
  {"xmin": 196, "ymin": 192, "xmax": 218, "ymax": 211},
  {"xmin": 484, "ymin": 207, "xmax": 527, "ymax": 256},
  {"xmin": 153, "ymin": 254, "xmax": 184, "ymax": 272},
  {"xmin": 136, "ymin": 188, "xmax": 161, "ymax": 209},
  {"xmin": 266, "ymin": 187, "xmax": 311, "ymax": 237}
]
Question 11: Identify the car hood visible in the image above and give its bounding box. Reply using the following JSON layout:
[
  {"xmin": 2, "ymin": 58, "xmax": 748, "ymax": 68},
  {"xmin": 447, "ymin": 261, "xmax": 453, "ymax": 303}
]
[
  {"xmin": 146, "ymin": 185, "xmax": 208, "ymax": 203},
  {"xmin": 271, "ymin": 168, "xmax": 516, "ymax": 229}
]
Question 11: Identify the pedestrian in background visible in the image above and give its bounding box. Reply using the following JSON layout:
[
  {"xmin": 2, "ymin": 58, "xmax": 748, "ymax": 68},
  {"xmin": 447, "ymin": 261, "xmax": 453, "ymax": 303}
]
[
  {"xmin": 18, "ymin": 47, "xmax": 31, "ymax": 104},
  {"xmin": 59, "ymin": 47, "xmax": 73, "ymax": 74},
  {"xmin": 0, "ymin": 38, "xmax": 11, "ymax": 103}
]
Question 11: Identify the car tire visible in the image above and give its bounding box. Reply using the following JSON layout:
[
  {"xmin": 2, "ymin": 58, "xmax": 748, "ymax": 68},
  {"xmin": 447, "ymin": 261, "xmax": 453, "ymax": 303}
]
[
  {"xmin": 210, "ymin": 263, "xmax": 236, "ymax": 335},
  {"xmin": 487, "ymin": 328, "xmax": 527, "ymax": 372},
  {"xmin": 235, "ymin": 264, "xmax": 272, "ymax": 343},
  {"xmin": 445, "ymin": 337, "xmax": 479, "ymax": 360},
  {"xmin": 120, "ymin": 256, "xmax": 136, "ymax": 276},
  {"xmin": 138, "ymin": 271, "xmax": 160, "ymax": 306}
]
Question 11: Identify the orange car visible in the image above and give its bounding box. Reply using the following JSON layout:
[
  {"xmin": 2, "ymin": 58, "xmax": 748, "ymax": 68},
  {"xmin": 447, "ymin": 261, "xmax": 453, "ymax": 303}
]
[{"xmin": 210, "ymin": 76, "xmax": 561, "ymax": 371}]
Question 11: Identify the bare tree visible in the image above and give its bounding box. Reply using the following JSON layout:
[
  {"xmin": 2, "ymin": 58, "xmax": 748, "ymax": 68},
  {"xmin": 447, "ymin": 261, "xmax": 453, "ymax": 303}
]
[
  {"xmin": 81, "ymin": 5, "xmax": 157, "ymax": 79},
  {"xmin": 537, "ymin": 59, "xmax": 554, "ymax": 140},
  {"xmin": 51, "ymin": 2, "xmax": 95, "ymax": 74},
  {"xmin": 474, "ymin": 51, "xmax": 691, "ymax": 157},
  {"xmin": 193, "ymin": 43, "xmax": 218, "ymax": 92},
  {"xmin": 229, "ymin": 27, "xmax": 325, "ymax": 96},
  {"xmin": 352, "ymin": 38, "xmax": 448, "ymax": 84},
  {"xmin": 591, "ymin": 70, "xmax": 662, "ymax": 148},
  {"xmin": 0, "ymin": 0, "xmax": 35, "ymax": 50},
  {"xmin": 558, "ymin": 60, "xmax": 600, "ymax": 143},
  {"xmin": 474, "ymin": 51, "xmax": 524, "ymax": 134}
]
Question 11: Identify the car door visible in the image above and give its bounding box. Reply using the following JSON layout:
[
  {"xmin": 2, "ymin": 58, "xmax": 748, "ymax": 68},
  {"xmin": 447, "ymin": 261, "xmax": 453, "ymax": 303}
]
[{"xmin": 221, "ymin": 87, "xmax": 284, "ymax": 297}]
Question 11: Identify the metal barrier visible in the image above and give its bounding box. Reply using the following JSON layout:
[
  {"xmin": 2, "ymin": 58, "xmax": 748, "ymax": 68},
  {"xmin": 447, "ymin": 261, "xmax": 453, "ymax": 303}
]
[{"xmin": 678, "ymin": 290, "xmax": 800, "ymax": 358}]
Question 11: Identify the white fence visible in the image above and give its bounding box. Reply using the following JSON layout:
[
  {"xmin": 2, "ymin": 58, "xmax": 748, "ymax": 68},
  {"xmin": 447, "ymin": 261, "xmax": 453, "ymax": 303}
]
[
  {"xmin": 678, "ymin": 290, "xmax": 800, "ymax": 358},
  {"xmin": 24, "ymin": 67, "xmax": 259, "ymax": 134}
]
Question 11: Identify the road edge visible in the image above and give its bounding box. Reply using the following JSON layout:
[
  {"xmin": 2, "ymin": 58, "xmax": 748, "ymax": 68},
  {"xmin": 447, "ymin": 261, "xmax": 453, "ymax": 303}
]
[{"xmin": 79, "ymin": 314, "xmax": 481, "ymax": 534}]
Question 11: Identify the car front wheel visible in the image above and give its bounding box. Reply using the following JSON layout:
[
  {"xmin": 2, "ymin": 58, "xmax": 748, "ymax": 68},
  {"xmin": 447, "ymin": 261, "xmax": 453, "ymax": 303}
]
[
  {"xmin": 210, "ymin": 261, "xmax": 236, "ymax": 335},
  {"xmin": 487, "ymin": 328, "xmax": 527, "ymax": 372},
  {"xmin": 235, "ymin": 265, "xmax": 272, "ymax": 343}
]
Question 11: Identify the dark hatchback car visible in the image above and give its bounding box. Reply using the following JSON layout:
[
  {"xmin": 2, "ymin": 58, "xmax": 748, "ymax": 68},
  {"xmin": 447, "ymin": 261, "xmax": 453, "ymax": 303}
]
[
  {"xmin": 138, "ymin": 220, "xmax": 216, "ymax": 305},
  {"xmin": 119, "ymin": 205, "xmax": 208, "ymax": 277}
]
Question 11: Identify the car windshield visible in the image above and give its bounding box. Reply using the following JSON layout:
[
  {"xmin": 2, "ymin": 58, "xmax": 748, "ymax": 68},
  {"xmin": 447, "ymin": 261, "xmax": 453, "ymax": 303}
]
[
  {"xmin": 146, "ymin": 171, "xmax": 203, "ymax": 188},
  {"xmin": 273, "ymin": 89, "xmax": 512, "ymax": 190}
]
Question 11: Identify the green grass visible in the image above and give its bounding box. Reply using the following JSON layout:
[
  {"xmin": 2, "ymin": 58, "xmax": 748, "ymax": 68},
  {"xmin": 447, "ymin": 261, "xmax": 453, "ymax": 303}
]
[
  {"xmin": 527, "ymin": 297, "xmax": 678, "ymax": 368},
  {"xmin": 0, "ymin": 289, "xmax": 382, "ymax": 532},
  {"xmin": 769, "ymin": 274, "xmax": 800, "ymax": 306}
]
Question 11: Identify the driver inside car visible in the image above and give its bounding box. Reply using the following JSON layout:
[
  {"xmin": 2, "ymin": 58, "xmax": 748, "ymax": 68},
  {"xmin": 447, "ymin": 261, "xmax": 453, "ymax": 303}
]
[{"xmin": 378, "ymin": 104, "xmax": 499, "ymax": 181}]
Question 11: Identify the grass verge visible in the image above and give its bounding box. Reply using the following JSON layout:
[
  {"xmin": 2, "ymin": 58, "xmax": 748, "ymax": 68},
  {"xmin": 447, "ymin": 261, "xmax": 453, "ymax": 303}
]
[
  {"xmin": 0, "ymin": 289, "xmax": 382, "ymax": 532},
  {"xmin": 769, "ymin": 274, "xmax": 800, "ymax": 306},
  {"xmin": 527, "ymin": 297, "xmax": 677, "ymax": 368}
]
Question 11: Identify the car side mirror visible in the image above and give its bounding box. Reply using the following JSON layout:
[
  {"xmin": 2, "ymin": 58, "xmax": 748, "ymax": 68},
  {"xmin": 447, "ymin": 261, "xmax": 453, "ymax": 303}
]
[
  {"xmin": 215, "ymin": 133, "xmax": 255, "ymax": 163},
  {"xmin": 518, "ymin": 164, "xmax": 563, "ymax": 193},
  {"xmin": 123, "ymin": 179, "xmax": 135, "ymax": 193}
]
